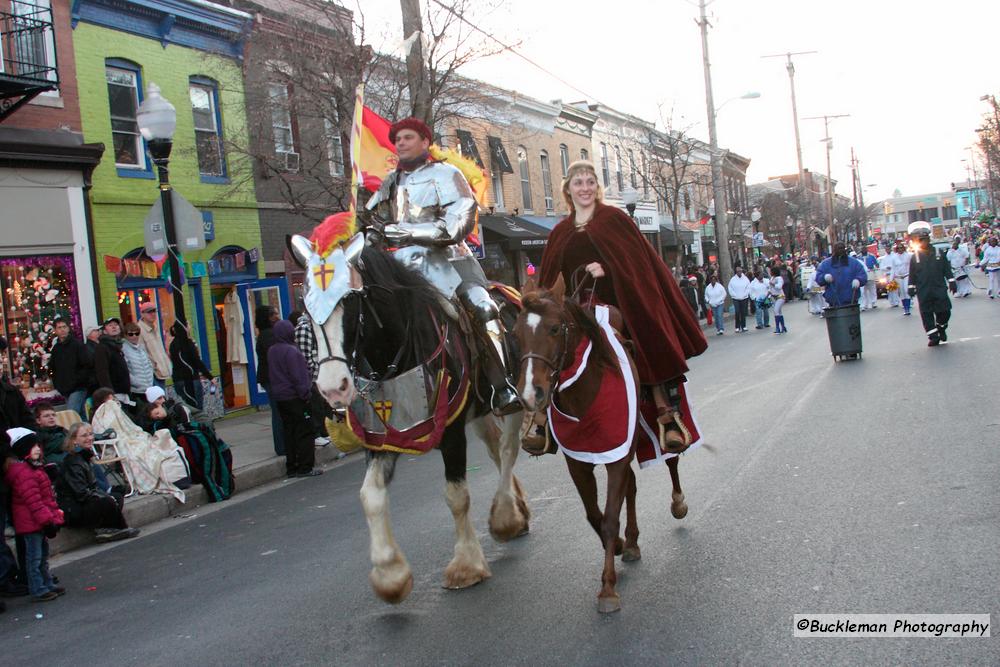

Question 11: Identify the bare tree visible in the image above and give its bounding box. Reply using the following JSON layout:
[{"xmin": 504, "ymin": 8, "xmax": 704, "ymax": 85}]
[
  {"xmin": 215, "ymin": 0, "xmax": 517, "ymax": 223},
  {"xmin": 632, "ymin": 109, "xmax": 713, "ymax": 270}
]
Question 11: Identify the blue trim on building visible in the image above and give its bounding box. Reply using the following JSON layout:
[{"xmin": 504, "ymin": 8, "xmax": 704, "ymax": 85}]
[
  {"xmin": 186, "ymin": 279, "xmax": 212, "ymax": 371},
  {"xmin": 116, "ymin": 167, "xmax": 156, "ymax": 179},
  {"xmin": 72, "ymin": 0, "xmax": 252, "ymax": 60}
]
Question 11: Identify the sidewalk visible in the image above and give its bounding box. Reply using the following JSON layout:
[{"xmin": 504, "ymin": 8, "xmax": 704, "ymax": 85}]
[{"xmin": 49, "ymin": 408, "xmax": 358, "ymax": 555}]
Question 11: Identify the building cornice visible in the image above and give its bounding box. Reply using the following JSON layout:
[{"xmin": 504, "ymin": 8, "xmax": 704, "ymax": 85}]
[{"xmin": 71, "ymin": 0, "xmax": 253, "ymax": 59}]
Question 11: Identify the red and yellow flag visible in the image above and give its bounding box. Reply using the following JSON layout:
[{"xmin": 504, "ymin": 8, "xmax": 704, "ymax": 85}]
[{"xmin": 359, "ymin": 106, "xmax": 398, "ymax": 192}]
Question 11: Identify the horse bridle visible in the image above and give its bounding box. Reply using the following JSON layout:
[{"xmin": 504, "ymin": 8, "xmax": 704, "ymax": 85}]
[
  {"xmin": 312, "ymin": 286, "xmax": 411, "ymax": 384},
  {"xmin": 519, "ymin": 311, "xmax": 574, "ymax": 397}
]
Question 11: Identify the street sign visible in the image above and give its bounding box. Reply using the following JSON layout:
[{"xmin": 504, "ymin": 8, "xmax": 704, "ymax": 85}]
[
  {"xmin": 202, "ymin": 211, "xmax": 215, "ymax": 242},
  {"xmin": 143, "ymin": 191, "xmax": 207, "ymax": 257},
  {"xmin": 752, "ymin": 231, "xmax": 765, "ymax": 248}
]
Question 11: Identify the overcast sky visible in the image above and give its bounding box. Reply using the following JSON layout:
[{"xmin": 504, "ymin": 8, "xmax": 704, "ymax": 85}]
[{"xmin": 357, "ymin": 0, "xmax": 999, "ymax": 203}]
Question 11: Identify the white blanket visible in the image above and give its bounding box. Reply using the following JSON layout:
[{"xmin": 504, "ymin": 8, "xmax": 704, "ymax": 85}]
[{"xmin": 92, "ymin": 401, "xmax": 188, "ymax": 502}]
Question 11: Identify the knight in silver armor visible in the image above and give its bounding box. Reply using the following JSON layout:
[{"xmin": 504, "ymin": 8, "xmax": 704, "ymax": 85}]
[{"xmin": 365, "ymin": 117, "xmax": 520, "ymax": 415}]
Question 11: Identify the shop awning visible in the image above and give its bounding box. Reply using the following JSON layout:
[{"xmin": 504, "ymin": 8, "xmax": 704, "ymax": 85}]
[
  {"xmin": 479, "ymin": 214, "xmax": 550, "ymax": 250},
  {"xmin": 519, "ymin": 214, "xmax": 562, "ymax": 231},
  {"xmin": 659, "ymin": 224, "xmax": 696, "ymax": 247}
]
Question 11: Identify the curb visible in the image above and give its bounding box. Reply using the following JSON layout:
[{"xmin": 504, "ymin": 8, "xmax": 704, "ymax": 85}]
[{"xmin": 48, "ymin": 444, "xmax": 358, "ymax": 555}]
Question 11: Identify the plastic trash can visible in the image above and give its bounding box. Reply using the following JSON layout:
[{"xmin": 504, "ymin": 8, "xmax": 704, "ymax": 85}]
[{"xmin": 824, "ymin": 303, "xmax": 862, "ymax": 361}]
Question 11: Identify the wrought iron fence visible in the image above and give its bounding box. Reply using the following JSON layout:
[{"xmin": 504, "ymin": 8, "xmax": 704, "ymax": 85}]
[{"xmin": 0, "ymin": 1, "xmax": 58, "ymax": 85}]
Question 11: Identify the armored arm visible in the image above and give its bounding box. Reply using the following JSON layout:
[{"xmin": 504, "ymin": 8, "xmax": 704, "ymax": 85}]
[{"xmin": 383, "ymin": 166, "xmax": 478, "ymax": 247}]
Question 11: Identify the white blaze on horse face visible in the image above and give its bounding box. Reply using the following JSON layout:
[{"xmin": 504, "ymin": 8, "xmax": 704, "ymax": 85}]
[
  {"xmin": 314, "ymin": 306, "xmax": 355, "ymax": 407},
  {"xmin": 520, "ymin": 313, "xmax": 543, "ymax": 408}
]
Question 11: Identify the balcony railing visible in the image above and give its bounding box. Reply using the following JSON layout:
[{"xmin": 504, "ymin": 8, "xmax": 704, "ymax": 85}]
[{"xmin": 0, "ymin": 2, "xmax": 59, "ymax": 121}]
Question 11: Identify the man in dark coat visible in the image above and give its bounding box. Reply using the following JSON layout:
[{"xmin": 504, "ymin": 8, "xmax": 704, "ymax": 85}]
[
  {"xmin": 48, "ymin": 317, "xmax": 92, "ymax": 417},
  {"xmin": 907, "ymin": 222, "xmax": 954, "ymax": 347},
  {"xmin": 92, "ymin": 318, "xmax": 131, "ymax": 396}
]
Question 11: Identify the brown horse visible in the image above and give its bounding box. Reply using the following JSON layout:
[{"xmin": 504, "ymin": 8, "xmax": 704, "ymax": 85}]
[{"xmin": 513, "ymin": 276, "xmax": 687, "ymax": 613}]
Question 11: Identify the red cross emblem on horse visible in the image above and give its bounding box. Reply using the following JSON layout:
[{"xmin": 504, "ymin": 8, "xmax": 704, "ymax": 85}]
[{"xmin": 312, "ymin": 261, "xmax": 336, "ymax": 291}]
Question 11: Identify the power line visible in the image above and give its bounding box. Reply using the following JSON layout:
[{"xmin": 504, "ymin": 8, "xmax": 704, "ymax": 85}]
[{"xmin": 425, "ymin": 0, "xmax": 608, "ymax": 107}]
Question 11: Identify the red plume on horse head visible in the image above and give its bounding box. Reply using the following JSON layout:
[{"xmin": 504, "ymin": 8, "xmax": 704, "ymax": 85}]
[{"xmin": 310, "ymin": 211, "xmax": 357, "ymax": 257}]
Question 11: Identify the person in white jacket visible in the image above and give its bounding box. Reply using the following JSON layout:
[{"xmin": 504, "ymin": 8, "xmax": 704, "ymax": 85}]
[
  {"xmin": 704, "ymin": 275, "xmax": 727, "ymax": 335},
  {"xmin": 979, "ymin": 236, "xmax": 1000, "ymax": 298},
  {"xmin": 878, "ymin": 251, "xmax": 899, "ymax": 307},
  {"xmin": 727, "ymin": 265, "xmax": 751, "ymax": 332},
  {"xmin": 889, "ymin": 241, "xmax": 913, "ymax": 315},
  {"xmin": 947, "ymin": 238, "xmax": 972, "ymax": 298},
  {"xmin": 748, "ymin": 270, "xmax": 770, "ymax": 329}
]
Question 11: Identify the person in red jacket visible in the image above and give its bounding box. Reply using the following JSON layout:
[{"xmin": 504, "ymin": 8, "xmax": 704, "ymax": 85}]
[{"xmin": 4, "ymin": 428, "xmax": 65, "ymax": 602}]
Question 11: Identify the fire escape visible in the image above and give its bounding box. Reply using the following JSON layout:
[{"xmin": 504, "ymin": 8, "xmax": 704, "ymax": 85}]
[{"xmin": 0, "ymin": 1, "xmax": 58, "ymax": 121}]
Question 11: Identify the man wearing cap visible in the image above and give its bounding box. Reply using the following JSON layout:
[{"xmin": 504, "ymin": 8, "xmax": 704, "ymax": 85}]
[
  {"xmin": 137, "ymin": 304, "xmax": 171, "ymax": 386},
  {"xmin": 365, "ymin": 117, "xmax": 519, "ymax": 415},
  {"xmin": 907, "ymin": 222, "xmax": 954, "ymax": 347}
]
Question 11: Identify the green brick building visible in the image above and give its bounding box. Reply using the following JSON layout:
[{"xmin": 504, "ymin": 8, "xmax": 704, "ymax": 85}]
[{"xmin": 73, "ymin": 0, "xmax": 285, "ymax": 411}]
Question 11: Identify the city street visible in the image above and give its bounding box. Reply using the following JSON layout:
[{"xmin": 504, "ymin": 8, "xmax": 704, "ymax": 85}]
[{"xmin": 2, "ymin": 296, "xmax": 997, "ymax": 665}]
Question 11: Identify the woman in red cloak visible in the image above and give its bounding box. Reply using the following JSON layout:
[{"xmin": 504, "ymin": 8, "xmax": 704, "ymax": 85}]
[{"xmin": 538, "ymin": 161, "xmax": 707, "ymax": 443}]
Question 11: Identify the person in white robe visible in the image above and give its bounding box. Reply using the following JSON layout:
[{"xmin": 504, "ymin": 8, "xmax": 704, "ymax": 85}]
[
  {"xmin": 889, "ymin": 241, "xmax": 913, "ymax": 314},
  {"xmin": 947, "ymin": 238, "xmax": 972, "ymax": 298}
]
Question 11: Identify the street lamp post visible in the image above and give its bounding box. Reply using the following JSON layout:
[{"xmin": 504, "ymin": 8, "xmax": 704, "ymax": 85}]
[{"xmin": 136, "ymin": 83, "xmax": 186, "ymax": 329}]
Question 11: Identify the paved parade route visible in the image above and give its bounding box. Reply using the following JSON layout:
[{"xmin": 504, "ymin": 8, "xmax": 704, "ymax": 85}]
[{"xmin": 2, "ymin": 297, "xmax": 997, "ymax": 666}]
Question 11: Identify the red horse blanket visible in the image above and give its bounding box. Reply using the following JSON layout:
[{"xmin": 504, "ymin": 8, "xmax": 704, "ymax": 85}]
[{"xmin": 548, "ymin": 306, "xmax": 702, "ymax": 466}]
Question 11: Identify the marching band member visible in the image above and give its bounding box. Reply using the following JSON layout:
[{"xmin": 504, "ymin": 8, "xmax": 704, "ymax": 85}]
[
  {"xmin": 889, "ymin": 240, "xmax": 913, "ymax": 315},
  {"xmin": 878, "ymin": 250, "xmax": 899, "ymax": 307},
  {"xmin": 980, "ymin": 236, "xmax": 1000, "ymax": 299},
  {"xmin": 859, "ymin": 247, "xmax": 879, "ymax": 309},
  {"xmin": 947, "ymin": 237, "xmax": 972, "ymax": 298}
]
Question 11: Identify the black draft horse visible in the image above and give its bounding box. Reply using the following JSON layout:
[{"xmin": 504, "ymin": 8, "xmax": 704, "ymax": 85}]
[{"xmin": 291, "ymin": 237, "xmax": 530, "ymax": 604}]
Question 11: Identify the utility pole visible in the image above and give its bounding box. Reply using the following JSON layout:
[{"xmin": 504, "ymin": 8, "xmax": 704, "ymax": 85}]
[
  {"xmin": 804, "ymin": 113, "xmax": 849, "ymax": 245},
  {"xmin": 763, "ymin": 51, "xmax": 816, "ymax": 254},
  {"xmin": 697, "ymin": 0, "xmax": 733, "ymax": 284},
  {"xmin": 400, "ymin": 0, "xmax": 432, "ymax": 124},
  {"xmin": 850, "ymin": 147, "xmax": 859, "ymax": 244}
]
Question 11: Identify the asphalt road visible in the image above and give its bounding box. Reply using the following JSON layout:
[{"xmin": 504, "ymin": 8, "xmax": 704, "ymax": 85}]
[{"xmin": 2, "ymin": 295, "xmax": 998, "ymax": 666}]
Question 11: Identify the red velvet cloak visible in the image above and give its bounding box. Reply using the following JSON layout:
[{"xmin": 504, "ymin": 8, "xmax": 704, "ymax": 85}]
[{"xmin": 539, "ymin": 203, "xmax": 707, "ymax": 384}]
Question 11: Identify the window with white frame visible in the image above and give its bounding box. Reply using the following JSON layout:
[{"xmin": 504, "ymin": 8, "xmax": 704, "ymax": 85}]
[
  {"xmin": 517, "ymin": 146, "xmax": 532, "ymax": 211},
  {"xmin": 615, "ymin": 146, "xmax": 624, "ymax": 191},
  {"xmin": 105, "ymin": 65, "xmax": 143, "ymax": 167},
  {"xmin": 268, "ymin": 82, "xmax": 295, "ymax": 154},
  {"xmin": 559, "ymin": 144, "xmax": 569, "ymax": 177},
  {"xmin": 540, "ymin": 150, "xmax": 554, "ymax": 211},
  {"xmin": 325, "ymin": 114, "xmax": 345, "ymax": 177},
  {"xmin": 599, "ymin": 143, "xmax": 609, "ymax": 187},
  {"xmin": 581, "ymin": 148, "xmax": 589, "ymax": 161},
  {"xmin": 189, "ymin": 79, "xmax": 226, "ymax": 177}
]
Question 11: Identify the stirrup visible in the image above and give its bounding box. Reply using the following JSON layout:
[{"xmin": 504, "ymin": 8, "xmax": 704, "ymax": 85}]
[
  {"xmin": 490, "ymin": 385, "xmax": 521, "ymax": 416},
  {"xmin": 657, "ymin": 408, "xmax": 691, "ymax": 454},
  {"xmin": 520, "ymin": 423, "xmax": 556, "ymax": 456}
]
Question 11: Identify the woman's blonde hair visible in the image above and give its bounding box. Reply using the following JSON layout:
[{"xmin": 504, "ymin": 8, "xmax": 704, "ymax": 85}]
[
  {"xmin": 561, "ymin": 160, "xmax": 604, "ymax": 212},
  {"xmin": 63, "ymin": 422, "xmax": 92, "ymax": 453}
]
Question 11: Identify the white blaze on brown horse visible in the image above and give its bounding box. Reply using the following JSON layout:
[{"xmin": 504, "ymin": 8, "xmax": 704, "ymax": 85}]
[{"xmin": 514, "ymin": 275, "xmax": 688, "ymax": 614}]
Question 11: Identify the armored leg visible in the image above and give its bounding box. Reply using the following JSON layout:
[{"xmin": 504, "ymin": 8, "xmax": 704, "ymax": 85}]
[{"xmin": 457, "ymin": 283, "xmax": 520, "ymax": 415}]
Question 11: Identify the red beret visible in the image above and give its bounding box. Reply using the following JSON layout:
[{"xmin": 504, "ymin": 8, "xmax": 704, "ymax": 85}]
[{"xmin": 389, "ymin": 117, "xmax": 433, "ymax": 144}]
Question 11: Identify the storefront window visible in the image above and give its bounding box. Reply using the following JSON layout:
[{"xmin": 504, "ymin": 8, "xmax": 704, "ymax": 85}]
[{"xmin": 0, "ymin": 255, "xmax": 82, "ymax": 399}]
